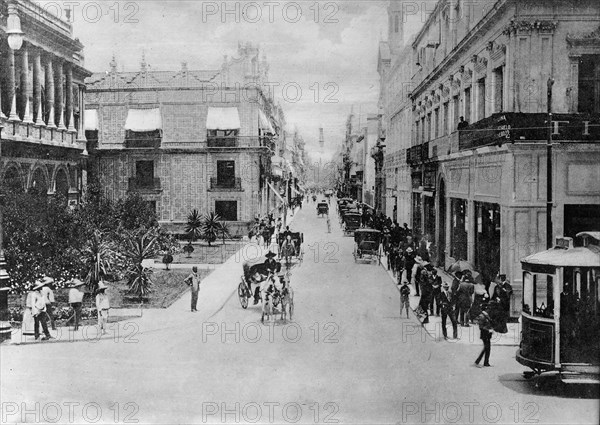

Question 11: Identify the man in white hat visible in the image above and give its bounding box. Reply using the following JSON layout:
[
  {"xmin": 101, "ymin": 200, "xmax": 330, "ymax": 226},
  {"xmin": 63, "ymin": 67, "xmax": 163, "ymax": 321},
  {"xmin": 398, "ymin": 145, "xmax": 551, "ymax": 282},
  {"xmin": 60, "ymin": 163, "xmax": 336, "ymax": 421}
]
[
  {"xmin": 40, "ymin": 276, "xmax": 56, "ymax": 330},
  {"xmin": 68, "ymin": 279, "xmax": 86, "ymax": 331},
  {"xmin": 95, "ymin": 281, "xmax": 110, "ymax": 334},
  {"xmin": 31, "ymin": 280, "xmax": 53, "ymax": 340}
]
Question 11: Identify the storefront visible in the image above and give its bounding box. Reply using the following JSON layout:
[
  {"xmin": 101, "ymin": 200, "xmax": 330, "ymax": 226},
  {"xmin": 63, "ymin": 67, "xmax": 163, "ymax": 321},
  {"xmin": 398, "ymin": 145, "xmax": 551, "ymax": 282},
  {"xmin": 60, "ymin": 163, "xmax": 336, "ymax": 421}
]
[
  {"xmin": 474, "ymin": 201, "xmax": 501, "ymax": 285},
  {"xmin": 450, "ymin": 198, "xmax": 468, "ymax": 261}
]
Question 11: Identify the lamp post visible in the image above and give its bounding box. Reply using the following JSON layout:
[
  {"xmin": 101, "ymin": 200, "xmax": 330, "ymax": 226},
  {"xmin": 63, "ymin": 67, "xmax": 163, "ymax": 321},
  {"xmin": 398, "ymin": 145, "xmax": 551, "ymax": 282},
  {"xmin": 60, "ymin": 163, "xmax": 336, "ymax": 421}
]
[
  {"xmin": 546, "ymin": 77, "xmax": 554, "ymax": 249},
  {"xmin": 0, "ymin": 122, "xmax": 11, "ymax": 343}
]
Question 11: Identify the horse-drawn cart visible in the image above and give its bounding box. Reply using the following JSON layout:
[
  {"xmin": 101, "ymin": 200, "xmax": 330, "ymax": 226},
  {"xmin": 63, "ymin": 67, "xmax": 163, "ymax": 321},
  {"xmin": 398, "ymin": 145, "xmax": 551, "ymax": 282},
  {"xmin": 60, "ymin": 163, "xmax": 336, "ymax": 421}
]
[
  {"xmin": 353, "ymin": 228, "xmax": 382, "ymax": 264},
  {"xmin": 277, "ymin": 231, "xmax": 304, "ymax": 268},
  {"xmin": 342, "ymin": 213, "xmax": 361, "ymax": 236},
  {"xmin": 317, "ymin": 201, "xmax": 329, "ymax": 217}
]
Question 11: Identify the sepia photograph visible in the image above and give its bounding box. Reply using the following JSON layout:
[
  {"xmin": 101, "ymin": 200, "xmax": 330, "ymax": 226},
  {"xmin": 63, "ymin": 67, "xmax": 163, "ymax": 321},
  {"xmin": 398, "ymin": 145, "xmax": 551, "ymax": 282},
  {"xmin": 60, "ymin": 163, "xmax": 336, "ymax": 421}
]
[{"xmin": 0, "ymin": 0, "xmax": 599, "ymax": 423}]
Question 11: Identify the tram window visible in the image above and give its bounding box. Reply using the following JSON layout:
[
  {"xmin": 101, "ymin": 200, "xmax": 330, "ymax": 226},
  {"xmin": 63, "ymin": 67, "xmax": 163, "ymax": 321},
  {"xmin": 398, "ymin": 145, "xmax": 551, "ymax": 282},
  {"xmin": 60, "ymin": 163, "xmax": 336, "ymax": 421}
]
[
  {"xmin": 523, "ymin": 272, "xmax": 534, "ymax": 314},
  {"xmin": 534, "ymin": 274, "xmax": 554, "ymax": 318}
]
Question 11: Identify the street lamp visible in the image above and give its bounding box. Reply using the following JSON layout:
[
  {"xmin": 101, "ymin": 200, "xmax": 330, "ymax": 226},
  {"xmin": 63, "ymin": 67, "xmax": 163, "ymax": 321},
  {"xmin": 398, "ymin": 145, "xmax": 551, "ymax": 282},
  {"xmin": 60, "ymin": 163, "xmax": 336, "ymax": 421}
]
[
  {"xmin": 0, "ymin": 122, "xmax": 11, "ymax": 343},
  {"xmin": 6, "ymin": 1, "xmax": 24, "ymax": 51}
]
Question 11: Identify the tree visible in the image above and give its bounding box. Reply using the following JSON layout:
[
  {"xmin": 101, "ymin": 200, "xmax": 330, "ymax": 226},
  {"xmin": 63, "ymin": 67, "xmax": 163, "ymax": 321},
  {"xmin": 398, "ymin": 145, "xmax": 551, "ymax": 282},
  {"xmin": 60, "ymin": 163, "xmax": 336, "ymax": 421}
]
[
  {"xmin": 183, "ymin": 244, "xmax": 195, "ymax": 258},
  {"xmin": 162, "ymin": 254, "xmax": 174, "ymax": 270},
  {"xmin": 122, "ymin": 228, "xmax": 159, "ymax": 301},
  {"xmin": 185, "ymin": 209, "xmax": 203, "ymax": 243},
  {"xmin": 219, "ymin": 221, "xmax": 231, "ymax": 245},
  {"xmin": 201, "ymin": 212, "xmax": 223, "ymax": 246}
]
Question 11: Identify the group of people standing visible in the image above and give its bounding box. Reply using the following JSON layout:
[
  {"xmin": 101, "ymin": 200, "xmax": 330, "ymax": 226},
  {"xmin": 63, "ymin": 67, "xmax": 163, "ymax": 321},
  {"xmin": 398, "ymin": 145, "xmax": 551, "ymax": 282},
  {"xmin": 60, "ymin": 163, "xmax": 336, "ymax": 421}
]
[{"xmin": 22, "ymin": 277, "xmax": 112, "ymax": 340}]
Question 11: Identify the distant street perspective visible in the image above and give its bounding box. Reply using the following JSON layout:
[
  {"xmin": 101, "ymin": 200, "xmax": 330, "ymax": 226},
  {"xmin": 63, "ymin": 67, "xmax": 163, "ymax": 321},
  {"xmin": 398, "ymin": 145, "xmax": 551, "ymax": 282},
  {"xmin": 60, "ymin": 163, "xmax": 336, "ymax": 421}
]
[{"xmin": 1, "ymin": 1, "xmax": 599, "ymax": 424}]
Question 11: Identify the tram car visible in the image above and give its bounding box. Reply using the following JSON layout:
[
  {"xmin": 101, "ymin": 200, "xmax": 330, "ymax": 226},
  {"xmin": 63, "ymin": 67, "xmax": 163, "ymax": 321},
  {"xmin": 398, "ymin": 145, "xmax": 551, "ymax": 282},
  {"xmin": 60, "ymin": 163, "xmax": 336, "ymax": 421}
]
[{"xmin": 516, "ymin": 232, "xmax": 600, "ymax": 386}]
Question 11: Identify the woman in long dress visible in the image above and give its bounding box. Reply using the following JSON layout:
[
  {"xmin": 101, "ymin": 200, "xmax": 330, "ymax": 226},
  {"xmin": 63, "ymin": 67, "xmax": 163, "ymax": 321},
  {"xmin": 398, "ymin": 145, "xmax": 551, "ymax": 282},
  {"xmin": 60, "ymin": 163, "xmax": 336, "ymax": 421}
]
[{"xmin": 21, "ymin": 291, "xmax": 36, "ymax": 336}]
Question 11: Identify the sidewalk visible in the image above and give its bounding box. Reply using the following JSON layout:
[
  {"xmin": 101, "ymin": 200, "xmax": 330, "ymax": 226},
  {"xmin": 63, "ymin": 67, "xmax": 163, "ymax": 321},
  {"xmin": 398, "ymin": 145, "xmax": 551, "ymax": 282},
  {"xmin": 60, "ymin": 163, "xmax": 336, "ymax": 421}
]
[
  {"xmin": 378, "ymin": 252, "xmax": 520, "ymax": 346},
  {"xmin": 4, "ymin": 206, "xmax": 302, "ymax": 346}
]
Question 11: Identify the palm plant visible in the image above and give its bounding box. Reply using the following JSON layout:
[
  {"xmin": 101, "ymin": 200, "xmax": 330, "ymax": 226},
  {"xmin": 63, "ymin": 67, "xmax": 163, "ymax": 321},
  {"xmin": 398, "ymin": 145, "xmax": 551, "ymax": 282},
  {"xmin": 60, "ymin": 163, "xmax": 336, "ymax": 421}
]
[
  {"xmin": 201, "ymin": 212, "xmax": 222, "ymax": 246},
  {"xmin": 81, "ymin": 230, "xmax": 120, "ymax": 292},
  {"xmin": 122, "ymin": 228, "xmax": 159, "ymax": 301},
  {"xmin": 185, "ymin": 209, "xmax": 203, "ymax": 243},
  {"xmin": 219, "ymin": 221, "xmax": 231, "ymax": 245}
]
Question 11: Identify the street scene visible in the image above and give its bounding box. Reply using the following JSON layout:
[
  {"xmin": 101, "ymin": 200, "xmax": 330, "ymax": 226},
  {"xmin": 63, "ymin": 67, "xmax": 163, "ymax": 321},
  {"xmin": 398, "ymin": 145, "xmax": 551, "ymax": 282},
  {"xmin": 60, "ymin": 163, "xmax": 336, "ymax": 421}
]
[{"xmin": 1, "ymin": 0, "xmax": 599, "ymax": 424}]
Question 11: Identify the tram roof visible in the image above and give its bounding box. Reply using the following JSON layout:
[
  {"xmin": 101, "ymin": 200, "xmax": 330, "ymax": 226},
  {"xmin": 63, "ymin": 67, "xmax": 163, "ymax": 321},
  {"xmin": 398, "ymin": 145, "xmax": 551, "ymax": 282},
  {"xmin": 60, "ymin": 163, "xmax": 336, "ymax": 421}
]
[{"xmin": 522, "ymin": 245, "xmax": 600, "ymax": 268}]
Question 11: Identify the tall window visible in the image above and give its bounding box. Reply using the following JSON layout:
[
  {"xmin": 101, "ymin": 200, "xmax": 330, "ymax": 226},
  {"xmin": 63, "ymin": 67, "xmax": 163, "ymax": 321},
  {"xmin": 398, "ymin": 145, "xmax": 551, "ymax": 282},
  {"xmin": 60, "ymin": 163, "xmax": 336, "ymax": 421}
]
[
  {"xmin": 135, "ymin": 160, "xmax": 154, "ymax": 187},
  {"xmin": 453, "ymin": 95, "xmax": 460, "ymax": 130},
  {"xmin": 464, "ymin": 87, "xmax": 471, "ymax": 123},
  {"xmin": 443, "ymin": 102, "xmax": 449, "ymax": 135},
  {"xmin": 578, "ymin": 54, "xmax": 600, "ymax": 113},
  {"xmin": 215, "ymin": 200, "xmax": 237, "ymax": 221},
  {"xmin": 450, "ymin": 198, "xmax": 468, "ymax": 261},
  {"xmin": 434, "ymin": 108, "xmax": 440, "ymax": 138},
  {"xmin": 421, "ymin": 117, "xmax": 426, "ymax": 142},
  {"xmin": 493, "ymin": 67, "xmax": 504, "ymax": 112},
  {"xmin": 216, "ymin": 160, "xmax": 235, "ymax": 187},
  {"xmin": 477, "ymin": 78, "xmax": 486, "ymax": 121},
  {"xmin": 426, "ymin": 113, "xmax": 432, "ymax": 141},
  {"xmin": 415, "ymin": 120, "xmax": 420, "ymax": 144}
]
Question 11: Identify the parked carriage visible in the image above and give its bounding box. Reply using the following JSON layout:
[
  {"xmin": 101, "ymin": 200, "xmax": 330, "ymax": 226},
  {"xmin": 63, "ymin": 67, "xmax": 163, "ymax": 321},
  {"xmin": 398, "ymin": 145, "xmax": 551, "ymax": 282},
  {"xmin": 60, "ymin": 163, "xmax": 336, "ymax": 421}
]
[
  {"xmin": 317, "ymin": 201, "xmax": 329, "ymax": 217},
  {"xmin": 342, "ymin": 213, "xmax": 361, "ymax": 236},
  {"xmin": 353, "ymin": 228, "xmax": 382, "ymax": 264},
  {"xmin": 516, "ymin": 232, "xmax": 600, "ymax": 387}
]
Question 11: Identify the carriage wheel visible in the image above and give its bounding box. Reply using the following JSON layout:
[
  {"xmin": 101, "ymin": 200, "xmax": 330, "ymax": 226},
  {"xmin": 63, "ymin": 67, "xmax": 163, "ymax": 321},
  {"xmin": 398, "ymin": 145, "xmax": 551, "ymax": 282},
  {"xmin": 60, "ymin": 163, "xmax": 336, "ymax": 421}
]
[{"xmin": 238, "ymin": 282, "xmax": 249, "ymax": 309}]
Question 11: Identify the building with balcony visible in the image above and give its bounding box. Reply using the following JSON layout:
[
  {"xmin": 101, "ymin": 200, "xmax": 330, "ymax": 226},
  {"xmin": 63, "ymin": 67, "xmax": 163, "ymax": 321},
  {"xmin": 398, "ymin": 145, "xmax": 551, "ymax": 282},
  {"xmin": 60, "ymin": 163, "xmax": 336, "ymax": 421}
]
[
  {"xmin": 0, "ymin": 0, "xmax": 91, "ymax": 203},
  {"xmin": 378, "ymin": 0, "xmax": 413, "ymax": 224},
  {"xmin": 85, "ymin": 43, "xmax": 282, "ymax": 236},
  {"xmin": 403, "ymin": 0, "xmax": 600, "ymax": 315}
]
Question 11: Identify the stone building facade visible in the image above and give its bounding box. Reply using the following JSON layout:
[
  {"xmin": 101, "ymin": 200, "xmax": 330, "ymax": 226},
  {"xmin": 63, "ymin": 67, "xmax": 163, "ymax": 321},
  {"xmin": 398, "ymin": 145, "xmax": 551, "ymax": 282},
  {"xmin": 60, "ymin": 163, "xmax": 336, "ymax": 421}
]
[
  {"xmin": 85, "ymin": 44, "xmax": 285, "ymax": 236},
  {"xmin": 401, "ymin": 0, "xmax": 600, "ymax": 315},
  {"xmin": 0, "ymin": 0, "xmax": 90, "ymax": 202}
]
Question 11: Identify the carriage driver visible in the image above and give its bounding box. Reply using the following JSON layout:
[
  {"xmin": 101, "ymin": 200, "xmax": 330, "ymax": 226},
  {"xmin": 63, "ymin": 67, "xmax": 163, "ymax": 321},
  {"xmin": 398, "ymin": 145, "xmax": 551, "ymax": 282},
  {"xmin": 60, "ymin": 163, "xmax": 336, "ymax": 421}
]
[{"xmin": 251, "ymin": 251, "xmax": 281, "ymax": 304}]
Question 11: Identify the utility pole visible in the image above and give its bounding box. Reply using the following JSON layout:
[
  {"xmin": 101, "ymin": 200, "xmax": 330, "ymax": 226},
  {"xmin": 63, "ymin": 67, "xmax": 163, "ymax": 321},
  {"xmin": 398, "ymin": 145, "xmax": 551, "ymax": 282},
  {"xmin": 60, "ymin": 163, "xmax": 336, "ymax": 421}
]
[{"xmin": 546, "ymin": 77, "xmax": 554, "ymax": 249}]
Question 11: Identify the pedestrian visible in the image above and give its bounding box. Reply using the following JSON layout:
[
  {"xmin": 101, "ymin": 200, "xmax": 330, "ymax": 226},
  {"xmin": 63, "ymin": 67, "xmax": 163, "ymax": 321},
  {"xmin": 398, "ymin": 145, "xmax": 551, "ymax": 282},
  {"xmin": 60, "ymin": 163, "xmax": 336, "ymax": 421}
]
[
  {"xmin": 21, "ymin": 289, "xmax": 36, "ymax": 337},
  {"xmin": 399, "ymin": 281, "xmax": 411, "ymax": 319},
  {"xmin": 403, "ymin": 247, "xmax": 416, "ymax": 294},
  {"xmin": 440, "ymin": 282, "xmax": 458, "ymax": 340},
  {"xmin": 31, "ymin": 280, "xmax": 53, "ymax": 340},
  {"xmin": 68, "ymin": 279, "xmax": 85, "ymax": 331},
  {"xmin": 475, "ymin": 307, "xmax": 493, "ymax": 367},
  {"xmin": 95, "ymin": 281, "xmax": 110, "ymax": 335},
  {"xmin": 185, "ymin": 266, "xmax": 201, "ymax": 312},
  {"xmin": 41, "ymin": 277, "xmax": 56, "ymax": 330},
  {"xmin": 470, "ymin": 280, "xmax": 489, "ymax": 323},
  {"xmin": 456, "ymin": 274, "xmax": 475, "ymax": 326},
  {"xmin": 430, "ymin": 269, "xmax": 442, "ymax": 316}
]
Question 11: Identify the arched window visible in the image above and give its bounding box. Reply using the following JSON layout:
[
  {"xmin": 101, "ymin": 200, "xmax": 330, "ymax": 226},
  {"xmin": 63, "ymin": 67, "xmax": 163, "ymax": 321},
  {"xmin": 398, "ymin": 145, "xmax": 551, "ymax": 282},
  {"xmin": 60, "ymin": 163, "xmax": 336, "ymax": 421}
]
[{"xmin": 394, "ymin": 15, "xmax": 399, "ymax": 33}]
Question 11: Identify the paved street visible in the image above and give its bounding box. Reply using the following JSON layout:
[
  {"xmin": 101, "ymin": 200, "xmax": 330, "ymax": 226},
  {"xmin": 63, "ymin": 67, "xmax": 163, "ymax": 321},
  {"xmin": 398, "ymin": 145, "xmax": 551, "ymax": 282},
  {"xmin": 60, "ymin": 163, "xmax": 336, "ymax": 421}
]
[{"xmin": 1, "ymin": 203, "xmax": 598, "ymax": 424}]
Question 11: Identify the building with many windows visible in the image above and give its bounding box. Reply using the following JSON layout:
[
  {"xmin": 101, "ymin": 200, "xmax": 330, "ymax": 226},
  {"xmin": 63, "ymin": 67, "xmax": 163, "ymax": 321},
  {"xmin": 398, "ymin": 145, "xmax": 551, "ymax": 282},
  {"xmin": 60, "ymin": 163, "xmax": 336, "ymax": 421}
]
[
  {"xmin": 85, "ymin": 43, "xmax": 287, "ymax": 236},
  {"xmin": 400, "ymin": 0, "xmax": 600, "ymax": 315}
]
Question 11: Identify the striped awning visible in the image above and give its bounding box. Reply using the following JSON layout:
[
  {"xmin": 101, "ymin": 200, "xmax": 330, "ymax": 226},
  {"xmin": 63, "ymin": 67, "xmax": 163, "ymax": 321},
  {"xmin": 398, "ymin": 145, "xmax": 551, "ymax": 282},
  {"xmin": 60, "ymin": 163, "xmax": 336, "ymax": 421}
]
[
  {"xmin": 124, "ymin": 108, "xmax": 162, "ymax": 131},
  {"xmin": 84, "ymin": 109, "xmax": 98, "ymax": 131},
  {"xmin": 206, "ymin": 107, "xmax": 241, "ymax": 130}
]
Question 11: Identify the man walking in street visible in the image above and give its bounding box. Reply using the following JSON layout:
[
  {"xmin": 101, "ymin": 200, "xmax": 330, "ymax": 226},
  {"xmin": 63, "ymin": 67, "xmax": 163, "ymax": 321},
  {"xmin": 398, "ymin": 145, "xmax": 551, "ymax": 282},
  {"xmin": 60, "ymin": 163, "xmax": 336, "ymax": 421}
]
[
  {"xmin": 430, "ymin": 269, "xmax": 442, "ymax": 316},
  {"xmin": 440, "ymin": 282, "xmax": 458, "ymax": 340},
  {"xmin": 399, "ymin": 281, "xmax": 411, "ymax": 319},
  {"xmin": 68, "ymin": 279, "xmax": 85, "ymax": 331},
  {"xmin": 185, "ymin": 267, "xmax": 201, "ymax": 312},
  {"xmin": 31, "ymin": 280, "xmax": 53, "ymax": 341}
]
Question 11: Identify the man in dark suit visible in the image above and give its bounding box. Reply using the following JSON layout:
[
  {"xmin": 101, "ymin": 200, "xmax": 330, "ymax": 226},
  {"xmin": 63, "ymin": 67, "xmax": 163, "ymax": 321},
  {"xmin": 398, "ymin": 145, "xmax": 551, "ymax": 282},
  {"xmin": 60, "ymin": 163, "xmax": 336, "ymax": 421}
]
[
  {"xmin": 440, "ymin": 282, "xmax": 458, "ymax": 340},
  {"xmin": 456, "ymin": 275, "xmax": 475, "ymax": 326}
]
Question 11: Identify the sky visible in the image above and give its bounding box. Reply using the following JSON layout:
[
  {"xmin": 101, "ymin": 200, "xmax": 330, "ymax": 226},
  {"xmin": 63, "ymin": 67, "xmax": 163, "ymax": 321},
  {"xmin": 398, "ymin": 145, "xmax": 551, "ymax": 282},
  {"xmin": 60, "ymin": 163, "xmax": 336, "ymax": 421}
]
[{"xmin": 37, "ymin": 0, "xmax": 435, "ymax": 162}]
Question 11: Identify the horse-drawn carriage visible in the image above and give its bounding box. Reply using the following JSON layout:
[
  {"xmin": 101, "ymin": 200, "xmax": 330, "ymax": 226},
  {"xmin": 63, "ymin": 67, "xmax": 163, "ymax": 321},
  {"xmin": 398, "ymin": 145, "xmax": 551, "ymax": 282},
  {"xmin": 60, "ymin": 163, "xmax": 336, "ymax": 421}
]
[
  {"xmin": 317, "ymin": 201, "xmax": 329, "ymax": 217},
  {"xmin": 353, "ymin": 228, "xmax": 382, "ymax": 264},
  {"xmin": 238, "ymin": 254, "xmax": 294, "ymax": 322},
  {"xmin": 277, "ymin": 231, "xmax": 304, "ymax": 268},
  {"xmin": 342, "ymin": 212, "xmax": 361, "ymax": 236}
]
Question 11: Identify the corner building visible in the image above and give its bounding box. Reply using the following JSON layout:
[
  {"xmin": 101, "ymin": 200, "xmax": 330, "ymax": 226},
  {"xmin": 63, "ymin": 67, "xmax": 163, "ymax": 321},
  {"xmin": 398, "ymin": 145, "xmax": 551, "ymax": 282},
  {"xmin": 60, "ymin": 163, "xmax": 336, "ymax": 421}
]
[{"xmin": 401, "ymin": 0, "xmax": 600, "ymax": 316}]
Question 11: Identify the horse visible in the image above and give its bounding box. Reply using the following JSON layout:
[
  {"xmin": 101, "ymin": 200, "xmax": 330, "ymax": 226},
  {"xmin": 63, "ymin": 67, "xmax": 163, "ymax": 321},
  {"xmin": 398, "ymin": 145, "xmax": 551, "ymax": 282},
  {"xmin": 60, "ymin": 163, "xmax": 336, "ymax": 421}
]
[{"xmin": 280, "ymin": 283, "xmax": 294, "ymax": 321}]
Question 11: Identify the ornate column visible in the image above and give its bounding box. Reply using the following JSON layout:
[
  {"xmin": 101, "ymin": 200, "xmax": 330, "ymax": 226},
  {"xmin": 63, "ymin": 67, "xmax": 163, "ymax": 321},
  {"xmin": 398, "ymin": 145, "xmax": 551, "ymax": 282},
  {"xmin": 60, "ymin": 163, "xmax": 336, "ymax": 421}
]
[
  {"xmin": 32, "ymin": 48, "xmax": 44, "ymax": 126},
  {"xmin": 45, "ymin": 55, "xmax": 56, "ymax": 128},
  {"xmin": 55, "ymin": 59, "xmax": 66, "ymax": 130},
  {"xmin": 20, "ymin": 44, "xmax": 33, "ymax": 123},
  {"xmin": 66, "ymin": 63, "xmax": 75, "ymax": 132},
  {"xmin": 7, "ymin": 49, "xmax": 19, "ymax": 121}
]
